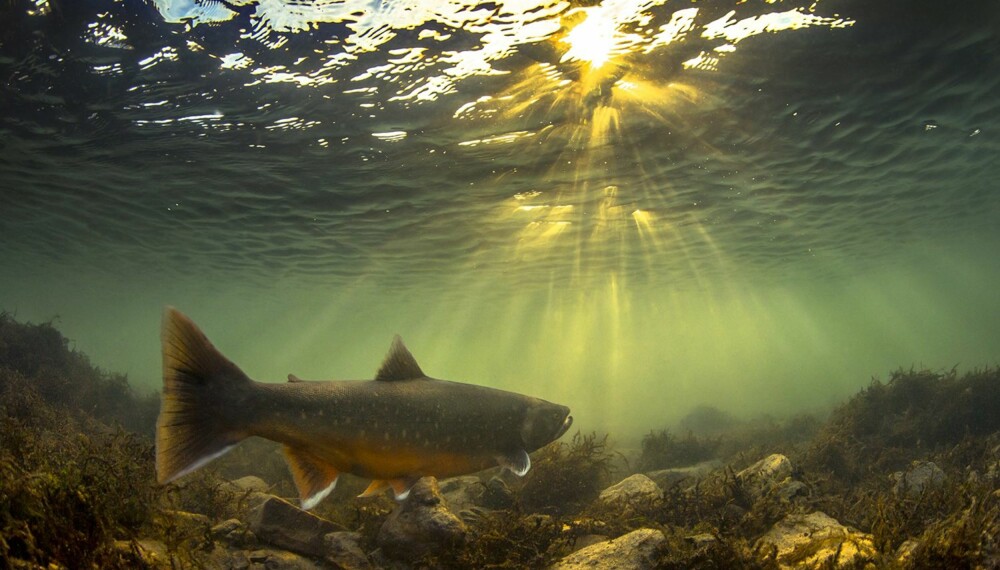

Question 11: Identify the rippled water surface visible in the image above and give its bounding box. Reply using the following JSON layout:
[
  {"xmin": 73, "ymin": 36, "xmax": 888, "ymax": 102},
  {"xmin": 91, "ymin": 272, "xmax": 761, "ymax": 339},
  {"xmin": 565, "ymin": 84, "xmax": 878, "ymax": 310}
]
[{"xmin": 1, "ymin": 0, "xmax": 998, "ymax": 434}]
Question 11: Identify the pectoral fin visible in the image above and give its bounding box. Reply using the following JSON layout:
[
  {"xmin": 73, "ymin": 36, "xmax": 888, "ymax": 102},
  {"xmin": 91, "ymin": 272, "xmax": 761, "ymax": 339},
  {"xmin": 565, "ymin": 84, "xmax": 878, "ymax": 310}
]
[
  {"xmin": 282, "ymin": 445, "xmax": 339, "ymax": 510},
  {"xmin": 497, "ymin": 449, "xmax": 531, "ymax": 476}
]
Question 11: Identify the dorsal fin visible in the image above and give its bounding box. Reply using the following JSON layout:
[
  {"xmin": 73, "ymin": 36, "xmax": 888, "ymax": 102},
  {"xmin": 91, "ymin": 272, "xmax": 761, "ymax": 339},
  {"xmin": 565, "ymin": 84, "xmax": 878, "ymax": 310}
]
[
  {"xmin": 374, "ymin": 335, "xmax": 425, "ymax": 381},
  {"xmin": 287, "ymin": 374, "xmax": 304, "ymax": 383}
]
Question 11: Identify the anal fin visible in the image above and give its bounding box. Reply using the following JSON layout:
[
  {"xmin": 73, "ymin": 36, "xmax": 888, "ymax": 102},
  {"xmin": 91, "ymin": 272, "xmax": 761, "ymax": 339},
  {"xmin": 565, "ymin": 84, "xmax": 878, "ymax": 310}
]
[
  {"xmin": 282, "ymin": 445, "xmax": 339, "ymax": 510},
  {"xmin": 358, "ymin": 479, "xmax": 390, "ymax": 498},
  {"xmin": 358, "ymin": 476, "xmax": 420, "ymax": 500}
]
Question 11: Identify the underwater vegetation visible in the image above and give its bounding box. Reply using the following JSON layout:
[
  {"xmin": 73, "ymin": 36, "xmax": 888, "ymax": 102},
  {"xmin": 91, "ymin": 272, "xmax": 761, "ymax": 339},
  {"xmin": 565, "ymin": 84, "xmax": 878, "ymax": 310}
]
[
  {"xmin": 0, "ymin": 313, "xmax": 159, "ymax": 568},
  {"xmin": 0, "ymin": 312, "xmax": 997, "ymax": 568}
]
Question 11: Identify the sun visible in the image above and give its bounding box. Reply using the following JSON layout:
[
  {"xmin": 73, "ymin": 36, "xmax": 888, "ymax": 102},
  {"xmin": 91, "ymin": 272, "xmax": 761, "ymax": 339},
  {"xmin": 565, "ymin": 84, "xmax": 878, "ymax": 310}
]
[{"xmin": 561, "ymin": 8, "xmax": 619, "ymax": 70}]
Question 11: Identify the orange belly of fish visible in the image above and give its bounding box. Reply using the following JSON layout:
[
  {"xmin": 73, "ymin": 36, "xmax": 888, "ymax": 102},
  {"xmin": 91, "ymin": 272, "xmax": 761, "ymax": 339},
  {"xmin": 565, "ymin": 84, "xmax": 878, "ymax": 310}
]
[{"xmin": 323, "ymin": 443, "xmax": 494, "ymax": 480}]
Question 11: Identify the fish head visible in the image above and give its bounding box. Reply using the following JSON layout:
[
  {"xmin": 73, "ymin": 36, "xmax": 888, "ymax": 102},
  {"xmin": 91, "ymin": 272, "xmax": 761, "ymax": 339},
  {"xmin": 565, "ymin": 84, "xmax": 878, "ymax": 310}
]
[{"xmin": 521, "ymin": 400, "xmax": 573, "ymax": 452}]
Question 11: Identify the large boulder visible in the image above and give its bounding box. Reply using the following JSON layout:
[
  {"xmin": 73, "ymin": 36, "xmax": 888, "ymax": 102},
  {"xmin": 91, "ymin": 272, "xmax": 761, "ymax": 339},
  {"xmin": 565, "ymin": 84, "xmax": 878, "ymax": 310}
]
[
  {"xmin": 249, "ymin": 496, "xmax": 345, "ymax": 558},
  {"xmin": 597, "ymin": 474, "xmax": 663, "ymax": 507},
  {"xmin": 550, "ymin": 528, "xmax": 665, "ymax": 569},
  {"xmin": 377, "ymin": 477, "xmax": 467, "ymax": 560},
  {"xmin": 756, "ymin": 511, "xmax": 876, "ymax": 569}
]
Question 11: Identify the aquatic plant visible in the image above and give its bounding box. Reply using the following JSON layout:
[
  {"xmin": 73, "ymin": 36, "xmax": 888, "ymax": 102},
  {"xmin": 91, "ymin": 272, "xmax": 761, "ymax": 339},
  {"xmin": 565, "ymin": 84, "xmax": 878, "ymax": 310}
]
[
  {"xmin": 518, "ymin": 431, "xmax": 616, "ymax": 514},
  {"xmin": 0, "ymin": 392, "xmax": 158, "ymax": 568},
  {"xmin": 639, "ymin": 414, "xmax": 821, "ymax": 473},
  {"xmin": 0, "ymin": 314, "xmax": 161, "ymax": 568},
  {"xmin": 423, "ymin": 507, "xmax": 571, "ymax": 569},
  {"xmin": 639, "ymin": 429, "xmax": 721, "ymax": 471},
  {"xmin": 0, "ymin": 311, "xmax": 159, "ymax": 436},
  {"xmin": 800, "ymin": 367, "xmax": 1000, "ymax": 489},
  {"xmin": 904, "ymin": 483, "xmax": 1000, "ymax": 568},
  {"xmin": 653, "ymin": 529, "xmax": 780, "ymax": 570}
]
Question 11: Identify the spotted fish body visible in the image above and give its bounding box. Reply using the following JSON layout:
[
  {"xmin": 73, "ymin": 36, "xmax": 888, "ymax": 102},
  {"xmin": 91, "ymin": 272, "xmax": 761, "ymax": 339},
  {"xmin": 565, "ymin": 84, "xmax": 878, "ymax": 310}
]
[{"xmin": 155, "ymin": 307, "xmax": 573, "ymax": 509}]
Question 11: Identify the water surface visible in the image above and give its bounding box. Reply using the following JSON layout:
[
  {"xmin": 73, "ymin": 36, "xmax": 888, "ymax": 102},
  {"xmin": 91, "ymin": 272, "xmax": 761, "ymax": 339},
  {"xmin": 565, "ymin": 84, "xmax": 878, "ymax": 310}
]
[{"xmin": 1, "ymin": 0, "xmax": 998, "ymax": 435}]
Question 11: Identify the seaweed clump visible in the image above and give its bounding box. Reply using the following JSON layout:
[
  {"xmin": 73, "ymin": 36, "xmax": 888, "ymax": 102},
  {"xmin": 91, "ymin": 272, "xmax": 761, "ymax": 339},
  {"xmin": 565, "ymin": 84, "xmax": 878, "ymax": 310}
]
[
  {"xmin": 518, "ymin": 432, "xmax": 615, "ymax": 514},
  {"xmin": 0, "ymin": 377, "xmax": 158, "ymax": 567},
  {"xmin": 638, "ymin": 429, "xmax": 721, "ymax": 471},
  {"xmin": 0, "ymin": 313, "xmax": 160, "ymax": 568},
  {"xmin": 638, "ymin": 411, "xmax": 821, "ymax": 473},
  {"xmin": 0, "ymin": 312, "xmax": 159, "ymax": 435},
  {"xmin": 800, "ymin": 367, "xmax": 1000, "ymax": 488},
  {"xmin": 794, "ymin": 367, "xmax": 1000, "ymax": 565}
]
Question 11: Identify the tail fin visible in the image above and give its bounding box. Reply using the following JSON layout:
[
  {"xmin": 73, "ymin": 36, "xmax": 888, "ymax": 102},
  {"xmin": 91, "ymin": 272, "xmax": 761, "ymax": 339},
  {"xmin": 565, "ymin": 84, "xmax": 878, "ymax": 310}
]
[{"xmin": 156, "ymin": 307, "xmax": 251, "ymax": 484}]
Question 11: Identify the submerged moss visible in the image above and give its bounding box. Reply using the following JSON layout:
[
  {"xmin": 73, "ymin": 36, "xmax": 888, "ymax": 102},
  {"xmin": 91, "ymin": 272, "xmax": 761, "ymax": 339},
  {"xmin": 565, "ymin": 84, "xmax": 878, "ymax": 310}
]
[
  {"xmin": 0, "ymin": 402, "xmax": 158, "ymax": 568},
  {"xmin": 639, "ymin": 429, "xmax": 721, "ymax": 471},
  {"xmin": 518, "ymin": 431, "xmax": 615, "ymax": 514}
]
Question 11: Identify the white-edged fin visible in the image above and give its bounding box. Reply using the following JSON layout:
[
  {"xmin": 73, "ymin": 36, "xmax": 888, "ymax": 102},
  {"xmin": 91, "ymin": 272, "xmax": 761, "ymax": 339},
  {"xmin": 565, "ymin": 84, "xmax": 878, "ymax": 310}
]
[
  {"xmin": 302, "ymin": 480, "xmax": 337, "ymax": 511},
  {"xmin": 374, "ymin": 335, "xmax": 425, "ymax": 381},
  {"xmin": 168, "ymin": 443, "xmax": 238, "ymax": 483},
  {"xmin": 497, "ymin": 450, "xmax": 531, "ymax": 477},
  {"xmin": 287, "ymin": 374, "xmax": 304, "ymax": 383},
  {"xmin": 282, "ymin": 445, "xmax": 340, "ymax": 511},
  {"xmin": 389, "ymin": 476, "xmax": 421, "ymax": 501},
  {"xmin": 157, "ymin": 307, "xmax": 252, "ymax": 485}
]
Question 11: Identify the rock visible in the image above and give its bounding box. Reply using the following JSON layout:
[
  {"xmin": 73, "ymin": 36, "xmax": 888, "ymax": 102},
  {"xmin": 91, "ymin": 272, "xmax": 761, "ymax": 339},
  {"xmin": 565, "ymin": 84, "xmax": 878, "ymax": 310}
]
[
  {"xmin": 550, "ymin": 528, "xmax": 665, "ymax": 569},
  {"xmin": 225, "ymin": 548, "xmax": 327, "ymax": 570},
  {"xmin": 164, "ymin": 509, "xmax": 211, "ymax": 529},
  {"xmin": 645, "ymin": 459, "xmax": 722, "ymax": 489},
  {"xmin": 438, "ymin": 475, "xmax": 483, "ymax": 514},
  {"xmin": 231, "ymin": 475, "xmax": 271, "ymax": 493},
  {"xmin": 776, "ymin": 480, "xmax": 809, "ymax": 502},
  {"xmin": 249, "ymin": 496, "xmax": 345, "ymax": 558},
  {"xmin": 480, "ymin": 475, "xmax": 514, "ymax": 509},
  {"xmin": 571, "ymin": 534, "xmax": 610, "ymax": 552},
  {"xmin": 323, "ymin": 532, "xmax": 374, "ymax": 570},
  {"xmin": 377, "ymin": 477, "xmax": 467, "ymax": 560},
  {"xmin": 598, "ymin": 474, "xmax": 663, "ymax": 507},
  {"xmin": 220, "ymin": 478, "xmax": 274, "ymax": 511},
  {"xmin": 212, "ymin": 518, "xmax": 256, "ymax": 547},
  {"xmin": 891, "ymin": 461, "xmax": 946, "ymax": 497},
  {"xmin": 113, "ymin": 539, "xmax": 173, "ymax": 568},
  {"xmin": 737, "ymin": 454, "xmax": 793, "ymax": 499},
  {"xmin": 756, "ymin": 511, "xmax": 876, "ymax": 569},
  {"xmin": 896, "ymin": 538, "xmax": 920, "ymax": 566},
  {"xmin": 157, "ymin": 509, "xmax": 212, "ymax": 546},
  {"xmin": 685, "ymin": 533, "xmax": 717, "ymax": 548}
]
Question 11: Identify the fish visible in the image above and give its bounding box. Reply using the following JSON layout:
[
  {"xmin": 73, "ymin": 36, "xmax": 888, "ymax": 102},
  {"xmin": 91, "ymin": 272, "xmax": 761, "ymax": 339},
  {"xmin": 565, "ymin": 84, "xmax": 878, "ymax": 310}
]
[{"xmin": 155, "ymin": 307, "xmax": 573, "ymax": 509}]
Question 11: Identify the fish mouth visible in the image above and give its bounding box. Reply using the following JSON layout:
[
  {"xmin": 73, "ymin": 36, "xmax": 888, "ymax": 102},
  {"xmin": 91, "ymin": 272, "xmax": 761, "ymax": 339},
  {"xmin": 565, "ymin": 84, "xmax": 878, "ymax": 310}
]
[{"xmin": 553, "ymin": 413, "xmax": 573, "ymax": 440}]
